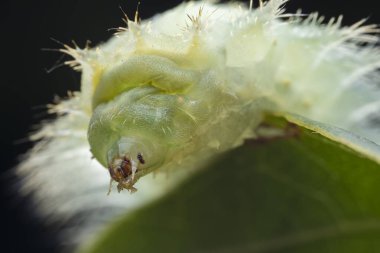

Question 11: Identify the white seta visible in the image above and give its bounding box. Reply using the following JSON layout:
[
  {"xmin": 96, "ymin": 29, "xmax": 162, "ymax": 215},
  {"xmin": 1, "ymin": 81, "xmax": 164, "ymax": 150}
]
[{"xmin": 17, "ymin": 0, "xmax": 380, "ymax": 247}]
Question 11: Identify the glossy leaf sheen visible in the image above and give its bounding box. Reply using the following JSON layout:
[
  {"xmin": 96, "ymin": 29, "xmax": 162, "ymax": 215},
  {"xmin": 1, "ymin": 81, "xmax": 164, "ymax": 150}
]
[{"xmin": 82, "ymin": 117, "xmax": 380, "ymax": 253}]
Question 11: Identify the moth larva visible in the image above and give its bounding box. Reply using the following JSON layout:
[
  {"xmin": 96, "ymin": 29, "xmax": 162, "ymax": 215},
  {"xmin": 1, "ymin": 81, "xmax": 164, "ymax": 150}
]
[{"xmin": 17, "ymin": 0, "xmax": 380, "ymax": 243}]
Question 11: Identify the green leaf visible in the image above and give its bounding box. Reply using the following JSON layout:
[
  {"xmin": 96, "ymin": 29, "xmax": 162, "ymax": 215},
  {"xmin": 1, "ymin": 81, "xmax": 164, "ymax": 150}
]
[{"xmin": 80, "ymin": 116, "xmax": 380, "ymax": 253}]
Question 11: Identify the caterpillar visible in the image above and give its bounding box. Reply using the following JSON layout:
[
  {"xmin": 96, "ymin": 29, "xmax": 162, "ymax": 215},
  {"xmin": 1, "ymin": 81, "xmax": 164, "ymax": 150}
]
[{"xmin": 17, "ymin": 0, "xmax": 380, "ymax": 246}]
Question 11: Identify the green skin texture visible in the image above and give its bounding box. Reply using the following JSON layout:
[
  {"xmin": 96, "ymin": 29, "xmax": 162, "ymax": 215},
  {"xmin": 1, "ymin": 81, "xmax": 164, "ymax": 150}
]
[{"xmin": 88, "ymin": 55, "xmax": 263, "ymax": 187}]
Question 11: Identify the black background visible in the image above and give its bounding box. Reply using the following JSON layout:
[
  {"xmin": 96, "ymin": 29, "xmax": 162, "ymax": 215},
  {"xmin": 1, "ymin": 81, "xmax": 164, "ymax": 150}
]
[{"xmin": 1, "ymin": 1, "xmax": 379, "ymax": 252}]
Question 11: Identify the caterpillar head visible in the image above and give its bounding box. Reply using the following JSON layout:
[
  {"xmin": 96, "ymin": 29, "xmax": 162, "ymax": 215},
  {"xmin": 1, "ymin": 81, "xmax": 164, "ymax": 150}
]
[{"xmin": 88, "ymin": 83, "xmax": 196, "ymax": 193}]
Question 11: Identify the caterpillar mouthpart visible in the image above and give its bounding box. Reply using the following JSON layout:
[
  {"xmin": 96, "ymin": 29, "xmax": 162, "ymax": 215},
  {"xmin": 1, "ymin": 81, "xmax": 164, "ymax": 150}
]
[
  {"xmin": 106, "ymin": 136, "xmax": 166, "ymax": 193},
  {"xmin": 108, "ymin": 155, "xmax": 139, "ymax": 194}
]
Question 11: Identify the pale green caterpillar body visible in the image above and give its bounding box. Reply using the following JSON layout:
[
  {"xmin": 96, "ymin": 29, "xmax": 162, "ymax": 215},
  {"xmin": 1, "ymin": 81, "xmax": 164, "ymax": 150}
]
[{"xmin": 17, "ymin": 0, "xmax": 380, "ymax": 245}]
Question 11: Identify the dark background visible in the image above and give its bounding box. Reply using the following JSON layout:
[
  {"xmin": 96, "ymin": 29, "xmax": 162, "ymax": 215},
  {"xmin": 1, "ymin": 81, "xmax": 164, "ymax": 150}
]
[{"xmin": 1, "ymin": 1, "xmax": 379, "ymax": 252}]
